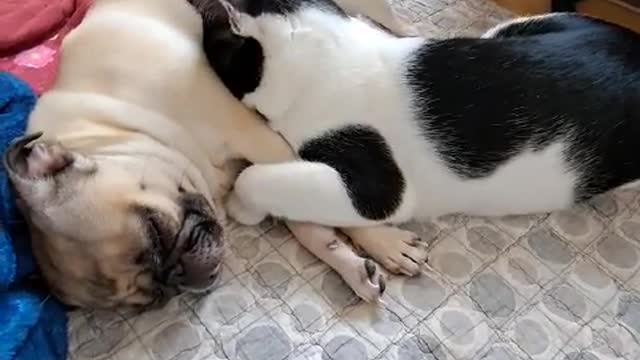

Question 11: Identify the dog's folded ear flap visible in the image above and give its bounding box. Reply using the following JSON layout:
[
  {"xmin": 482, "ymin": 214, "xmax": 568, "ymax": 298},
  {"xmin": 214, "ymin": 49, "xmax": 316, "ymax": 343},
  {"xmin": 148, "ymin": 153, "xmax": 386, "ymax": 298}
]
[{"xmin": 3, "ymin": 132, "xmax": 44, "ymax": 178}]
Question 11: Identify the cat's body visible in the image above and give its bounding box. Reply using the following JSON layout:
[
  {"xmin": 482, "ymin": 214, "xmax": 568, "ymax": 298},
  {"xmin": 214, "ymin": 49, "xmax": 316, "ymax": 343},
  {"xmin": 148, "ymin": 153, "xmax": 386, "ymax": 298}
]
[{"xmin": 207, "ymin": 2, "xmax": 640, "ymax": 227}]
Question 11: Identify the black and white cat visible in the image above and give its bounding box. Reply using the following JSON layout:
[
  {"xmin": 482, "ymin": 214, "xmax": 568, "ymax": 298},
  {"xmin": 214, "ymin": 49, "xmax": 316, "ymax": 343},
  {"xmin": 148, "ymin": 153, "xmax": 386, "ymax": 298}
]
[{"xmin": 206, "ymin": 1, "xmax": 640, "ymax": 230}]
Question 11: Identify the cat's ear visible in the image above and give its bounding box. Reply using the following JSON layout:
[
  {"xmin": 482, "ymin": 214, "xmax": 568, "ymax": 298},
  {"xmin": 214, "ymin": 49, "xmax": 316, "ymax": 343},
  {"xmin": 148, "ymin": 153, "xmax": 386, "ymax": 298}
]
[{"xmin": 218, "ymin": 0, "xmax": 248, "ymax": 36}]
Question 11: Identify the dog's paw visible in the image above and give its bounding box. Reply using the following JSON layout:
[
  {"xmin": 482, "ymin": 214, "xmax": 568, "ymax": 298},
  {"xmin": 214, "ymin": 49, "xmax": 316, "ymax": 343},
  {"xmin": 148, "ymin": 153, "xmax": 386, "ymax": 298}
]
[
  {"xmin": 225, "ymin": 190, "xmax": 267, "ymax": 225},
  {"xmin": 342, "ymin": 258, "xmax": 386, "ymax": 303},
  {"xmin": 384, "ymin": 231, "xmax": 429, "ymax": 276},
  {"xmin": 350, "ymin": 227, "xmax": 429, "ymax": 276}
]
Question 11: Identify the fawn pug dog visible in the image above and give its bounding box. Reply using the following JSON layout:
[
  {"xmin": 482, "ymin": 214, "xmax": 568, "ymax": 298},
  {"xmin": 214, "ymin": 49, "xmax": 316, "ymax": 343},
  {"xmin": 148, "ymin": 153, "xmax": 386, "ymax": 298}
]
[
  {"xmin": 208, "ymin": 3, "xmax": 640, "ymax": 247},
  {"xmin": 3, "ymin": 0, "xmax": 418, "ymax": 308}
]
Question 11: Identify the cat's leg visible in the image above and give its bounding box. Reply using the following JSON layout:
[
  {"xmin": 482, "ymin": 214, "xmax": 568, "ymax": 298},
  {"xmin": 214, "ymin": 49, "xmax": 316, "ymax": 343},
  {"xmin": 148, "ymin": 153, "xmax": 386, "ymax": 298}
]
[
  {"xmin": 227, "ymin": 161, "xmax": 386, "ymax": 227},
  {"xmin": 225, "ymin": 160, "xmax": 429, "ymax": 276},
  {"xmin": 225, "ymin": 161, "xmax": 410, "ymax": 227},
  {"xmin": 226, "ymin": 163, "xmax": 429, "ymax": 275},
  {"xmin": 227, "ymin": 123, "xmax": 413, "ymax": 227}
]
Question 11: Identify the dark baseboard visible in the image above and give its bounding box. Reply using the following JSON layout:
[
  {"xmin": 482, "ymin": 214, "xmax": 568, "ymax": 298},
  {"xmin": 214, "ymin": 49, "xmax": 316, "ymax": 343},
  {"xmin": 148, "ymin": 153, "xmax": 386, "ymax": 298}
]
[{"xmin": 551, "ymin": 0, "xmax": 583, "ymax": 11}]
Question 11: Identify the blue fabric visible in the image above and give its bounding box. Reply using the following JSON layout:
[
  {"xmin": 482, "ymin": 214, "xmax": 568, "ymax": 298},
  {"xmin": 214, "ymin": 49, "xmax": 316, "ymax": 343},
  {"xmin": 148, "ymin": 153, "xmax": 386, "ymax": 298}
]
[{"xmin": 0, "ymin": 71, "xmax": 68, "ymax": 360}]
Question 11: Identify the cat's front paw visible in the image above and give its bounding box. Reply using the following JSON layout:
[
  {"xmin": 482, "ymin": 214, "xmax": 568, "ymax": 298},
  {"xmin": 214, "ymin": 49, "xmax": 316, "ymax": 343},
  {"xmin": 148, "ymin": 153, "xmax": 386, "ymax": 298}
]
[{"xmin": 225, "ymin": 190, "xmax": 267, "ymax": 225}]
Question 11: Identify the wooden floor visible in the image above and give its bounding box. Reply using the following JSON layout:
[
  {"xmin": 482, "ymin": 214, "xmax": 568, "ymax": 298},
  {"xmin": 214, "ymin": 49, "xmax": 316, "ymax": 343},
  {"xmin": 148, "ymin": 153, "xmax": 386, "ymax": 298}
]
[
  {"xmin": 579, "ymin": 0, "xmax": 640, "ymax": 32},
  {"xmin": 494, "ymin": 0, "xmax": 640, "ymax": 32},
  {"xmin": 493, "ymin": 0, "xmax": 549, "ymax": 14}
]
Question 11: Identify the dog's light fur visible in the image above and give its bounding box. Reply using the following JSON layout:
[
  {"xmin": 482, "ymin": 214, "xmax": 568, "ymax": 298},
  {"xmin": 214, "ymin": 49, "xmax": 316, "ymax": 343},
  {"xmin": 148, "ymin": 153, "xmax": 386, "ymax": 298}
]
[
  {"xmin": 12, "ymin": 0, "xmax": 292, "ymax": 307},
  {"xmin": 4, "ymin": 0, "xmax": 413, "ymax": 307}
]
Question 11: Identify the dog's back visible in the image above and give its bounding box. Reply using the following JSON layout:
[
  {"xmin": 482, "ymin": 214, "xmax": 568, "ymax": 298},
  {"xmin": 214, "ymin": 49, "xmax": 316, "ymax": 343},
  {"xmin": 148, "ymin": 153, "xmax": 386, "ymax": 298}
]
[
  {"xmin": 28, "ymin": 0, "xmax": 256, "ymax": 168},
  {"xmin": 43, "ymin": 0, "xmax": 205, "ymax": 124}
]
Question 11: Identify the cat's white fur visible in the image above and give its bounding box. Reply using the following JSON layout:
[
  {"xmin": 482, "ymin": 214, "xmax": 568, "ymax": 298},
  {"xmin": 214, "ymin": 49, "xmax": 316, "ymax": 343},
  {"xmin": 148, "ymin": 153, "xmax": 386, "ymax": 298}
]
[{"xmin": 223, "ymin": 6, "xmax": 578, "ymax": 227}]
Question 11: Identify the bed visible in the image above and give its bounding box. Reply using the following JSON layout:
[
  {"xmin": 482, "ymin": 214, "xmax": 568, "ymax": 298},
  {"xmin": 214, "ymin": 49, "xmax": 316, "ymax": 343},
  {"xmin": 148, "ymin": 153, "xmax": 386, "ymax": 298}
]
[{"xmin": 2, "ymin": 1, "xmax": 639, "ymax": 359}]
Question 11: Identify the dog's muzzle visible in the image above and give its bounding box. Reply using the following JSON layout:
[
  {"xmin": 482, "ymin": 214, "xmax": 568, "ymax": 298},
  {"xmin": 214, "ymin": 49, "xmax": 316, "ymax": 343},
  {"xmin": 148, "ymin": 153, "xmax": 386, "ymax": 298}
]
[{"xmin": 155, "ymin": 193, "xmax": 225, "ymax": 293}]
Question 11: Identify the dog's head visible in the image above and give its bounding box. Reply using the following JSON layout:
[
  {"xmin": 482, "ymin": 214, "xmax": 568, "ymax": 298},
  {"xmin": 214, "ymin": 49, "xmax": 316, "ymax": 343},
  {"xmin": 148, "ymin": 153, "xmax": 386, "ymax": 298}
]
[{"xmin": 3, "ymin": 132, "xmax": 225, "ymax": 309}]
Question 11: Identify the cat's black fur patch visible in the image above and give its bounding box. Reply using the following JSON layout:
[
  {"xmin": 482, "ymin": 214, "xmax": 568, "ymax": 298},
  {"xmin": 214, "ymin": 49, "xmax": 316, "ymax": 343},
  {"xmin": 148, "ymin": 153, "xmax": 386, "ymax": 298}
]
[
  {"xmin": 407, "ymin": 14, "xmax": 640, "ymax": 200},
  {"xmin": 201, "ymin": 16, "xmax": 264, "ymax": 98},
  {"xmin": 199, "ymin": 0, "xmax": 345, "ymax": 100},
  {"xmin": 299, "ymin": 125, "xmax": 405, "ymax": 220}
]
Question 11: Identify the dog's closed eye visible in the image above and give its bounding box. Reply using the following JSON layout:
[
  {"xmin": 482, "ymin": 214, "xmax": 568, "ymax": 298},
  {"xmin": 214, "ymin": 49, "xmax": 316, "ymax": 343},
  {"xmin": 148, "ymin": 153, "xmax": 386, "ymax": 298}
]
[{"xmin": 135, "ymin": 206, "xmax": 178, "ymax": 267}]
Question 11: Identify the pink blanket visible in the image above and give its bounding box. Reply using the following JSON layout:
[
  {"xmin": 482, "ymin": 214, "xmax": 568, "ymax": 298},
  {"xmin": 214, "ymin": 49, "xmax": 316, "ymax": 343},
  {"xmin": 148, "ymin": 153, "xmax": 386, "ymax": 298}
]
[{"xmin": 0, "ymin": 0, "xmax": 93, "ymax": 95}]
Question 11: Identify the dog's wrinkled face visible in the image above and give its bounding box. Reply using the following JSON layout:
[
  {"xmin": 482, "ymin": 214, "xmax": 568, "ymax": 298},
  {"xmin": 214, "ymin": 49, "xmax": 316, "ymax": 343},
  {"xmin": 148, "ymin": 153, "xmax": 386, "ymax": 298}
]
[{"xmin": 3, "ymin": 133, "xmax": 224, "ymax": 309}]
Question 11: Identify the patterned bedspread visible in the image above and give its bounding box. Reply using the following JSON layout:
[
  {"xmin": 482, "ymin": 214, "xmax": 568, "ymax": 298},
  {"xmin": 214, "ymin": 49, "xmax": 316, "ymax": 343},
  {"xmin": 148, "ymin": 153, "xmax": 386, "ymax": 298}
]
[{"xmin": 69, "ymin": 1, "xmax": 640, "ymax": 360}]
